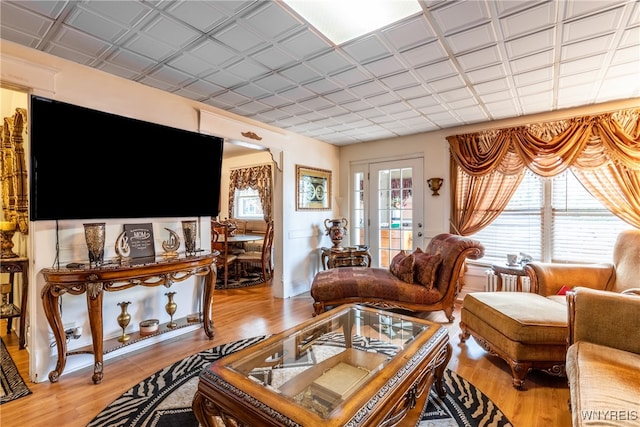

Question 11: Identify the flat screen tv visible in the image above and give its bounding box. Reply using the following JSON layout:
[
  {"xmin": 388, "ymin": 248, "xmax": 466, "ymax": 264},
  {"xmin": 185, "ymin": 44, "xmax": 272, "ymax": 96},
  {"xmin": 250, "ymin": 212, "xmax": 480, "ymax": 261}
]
[{"xmin": 29, "ymin": 95, "xmax": 224, "ymax": 221}]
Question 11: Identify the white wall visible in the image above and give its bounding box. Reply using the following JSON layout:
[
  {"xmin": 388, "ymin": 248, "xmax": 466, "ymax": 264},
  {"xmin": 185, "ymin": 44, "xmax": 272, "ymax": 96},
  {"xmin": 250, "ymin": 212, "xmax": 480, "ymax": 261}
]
[{"xmin": 1, "ymin": 40, "xmax": 339, "ymax": 382}]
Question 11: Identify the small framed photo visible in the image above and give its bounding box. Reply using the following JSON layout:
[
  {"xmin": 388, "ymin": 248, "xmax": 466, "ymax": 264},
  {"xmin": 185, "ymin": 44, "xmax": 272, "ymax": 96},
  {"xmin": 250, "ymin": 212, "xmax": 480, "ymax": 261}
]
[{"xmin": 296, "ymin": 165, "xmax": 331, "ymax": 211}]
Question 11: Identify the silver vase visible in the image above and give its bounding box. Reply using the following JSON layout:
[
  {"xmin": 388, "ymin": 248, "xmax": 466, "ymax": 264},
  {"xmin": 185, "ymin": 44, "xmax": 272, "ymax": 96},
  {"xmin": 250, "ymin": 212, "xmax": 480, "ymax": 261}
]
[
  {"xmin": 181, "ymin": 220, "xmax": 197, "ymax": 255},
  {"xmin": 84, "ymin": 223, "xmax": 106, "ymax": 266}
]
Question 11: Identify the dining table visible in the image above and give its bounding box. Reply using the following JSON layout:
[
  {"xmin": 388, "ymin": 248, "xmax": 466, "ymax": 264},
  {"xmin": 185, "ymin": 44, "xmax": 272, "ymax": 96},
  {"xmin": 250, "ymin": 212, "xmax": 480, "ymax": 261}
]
[{"xmin": 216, "ymin": 233, "xmax": 264, "ymax": 243}]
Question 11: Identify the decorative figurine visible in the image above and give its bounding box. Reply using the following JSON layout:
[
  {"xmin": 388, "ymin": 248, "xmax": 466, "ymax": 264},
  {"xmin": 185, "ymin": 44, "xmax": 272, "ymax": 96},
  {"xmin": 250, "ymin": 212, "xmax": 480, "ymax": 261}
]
[
  {"xmin": 161, "ymin": 228, "xmax": 180, "ymax": 257},
  {"xmin": 115, "ymin": 230, "xmax": 131, "ymax": 260}
]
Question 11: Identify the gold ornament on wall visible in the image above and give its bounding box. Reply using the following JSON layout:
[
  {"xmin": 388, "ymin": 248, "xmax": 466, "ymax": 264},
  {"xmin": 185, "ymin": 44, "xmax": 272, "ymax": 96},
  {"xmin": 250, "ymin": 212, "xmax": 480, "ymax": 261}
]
[{"xmin": 427, "ymin": 178, "xmax": 444, "ymax": 196}]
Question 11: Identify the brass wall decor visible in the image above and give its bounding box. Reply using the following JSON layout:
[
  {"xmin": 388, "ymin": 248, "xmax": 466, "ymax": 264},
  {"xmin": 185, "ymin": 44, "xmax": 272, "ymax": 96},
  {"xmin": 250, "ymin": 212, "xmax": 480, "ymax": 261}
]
[
  {"xmin": 427, "ymin": 178, "xmax": 444, "ymax": 196},
  {"xmin": 241, "ymin": 131, "xmax": 262, "ymax": 140}
]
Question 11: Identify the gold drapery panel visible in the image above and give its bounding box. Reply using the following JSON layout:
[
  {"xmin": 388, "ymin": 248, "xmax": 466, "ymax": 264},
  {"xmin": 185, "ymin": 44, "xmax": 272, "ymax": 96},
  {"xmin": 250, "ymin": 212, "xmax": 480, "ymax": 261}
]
[
  {"xmin": 448, "ymin": 108, "xmax": 640, "ymax": 234},
  {"xmin": 228, "ymin": 164, "xmax": 273, "ymax": 221},
  {"xmin": 1, "ymin": 108, "xmax": 29, "ymax": 234}
]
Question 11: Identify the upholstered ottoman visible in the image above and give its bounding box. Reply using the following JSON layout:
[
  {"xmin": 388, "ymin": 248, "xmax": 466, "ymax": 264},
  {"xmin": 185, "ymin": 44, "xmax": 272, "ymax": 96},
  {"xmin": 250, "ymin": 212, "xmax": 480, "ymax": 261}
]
[{"xmin": 459, "ymin": 292, "xmax": 568, "ymax": 389}]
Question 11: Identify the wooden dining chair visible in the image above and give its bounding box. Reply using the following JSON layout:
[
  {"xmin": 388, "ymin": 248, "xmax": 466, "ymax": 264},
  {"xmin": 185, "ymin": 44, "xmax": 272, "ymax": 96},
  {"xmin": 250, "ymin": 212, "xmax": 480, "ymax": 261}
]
[
  {"xmin": 237, "ymin": 220, "xmax": 274, "ymax": 284},
  {"xmin": 211, "ymin": 224, "xmax": 238, "ymax": 289}
]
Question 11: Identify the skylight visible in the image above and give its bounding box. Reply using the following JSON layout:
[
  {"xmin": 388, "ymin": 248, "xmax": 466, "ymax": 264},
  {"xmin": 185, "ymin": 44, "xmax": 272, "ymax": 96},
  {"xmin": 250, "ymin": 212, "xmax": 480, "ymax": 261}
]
[{"xmin": 283, "ymin": 0, "xmax": 423, "ymax": 45}]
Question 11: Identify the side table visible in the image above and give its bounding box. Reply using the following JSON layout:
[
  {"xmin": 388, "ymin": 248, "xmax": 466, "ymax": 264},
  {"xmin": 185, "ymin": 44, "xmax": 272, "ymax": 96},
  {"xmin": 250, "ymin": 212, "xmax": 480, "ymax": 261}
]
[
  {"xmin": 321, "ymin": 245, "xmax": 371, "ymax": 269},
  {"xmin": 491, "ymin": 263, "xmax": 528, "ymax": 292},
  {"xmin": 0, "ymin": 257, "xmax": 28, "ymax": 349}
]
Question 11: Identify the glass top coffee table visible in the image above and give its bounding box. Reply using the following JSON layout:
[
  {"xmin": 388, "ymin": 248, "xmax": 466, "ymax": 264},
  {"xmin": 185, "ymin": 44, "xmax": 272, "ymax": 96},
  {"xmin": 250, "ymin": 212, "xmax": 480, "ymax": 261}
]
[{"xmin": 193, "ymin": 303, "xmax": 451, "ymax": 427}]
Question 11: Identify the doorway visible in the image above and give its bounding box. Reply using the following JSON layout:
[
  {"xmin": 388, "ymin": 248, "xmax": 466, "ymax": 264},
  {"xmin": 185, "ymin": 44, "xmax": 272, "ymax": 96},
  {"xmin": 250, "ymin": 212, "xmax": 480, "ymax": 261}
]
[{"xmin": 351, "ymin": 157, "xmax": 424, "ymax": 267}]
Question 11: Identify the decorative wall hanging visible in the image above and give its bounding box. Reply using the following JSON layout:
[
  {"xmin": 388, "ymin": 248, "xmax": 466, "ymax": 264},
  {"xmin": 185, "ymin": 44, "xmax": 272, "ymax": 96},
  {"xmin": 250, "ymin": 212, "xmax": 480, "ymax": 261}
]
[{"xmin": 296, "ymin": 165, "xmax": 331, "ymax": 211}]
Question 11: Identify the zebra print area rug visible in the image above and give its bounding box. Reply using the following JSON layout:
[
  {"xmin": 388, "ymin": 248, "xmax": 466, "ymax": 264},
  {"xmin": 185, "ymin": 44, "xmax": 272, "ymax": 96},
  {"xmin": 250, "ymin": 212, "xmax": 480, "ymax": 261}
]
[
  {"xmin": 0, "ymin": 337, "xmax": 31, "ymax": 404},
  {"xmin": 215, "ymin": 272, "xmax": 265, "ymax": 290},
  {"xmin": 87, "ymin": 335, "xmax": 512, "ymax": 426}
]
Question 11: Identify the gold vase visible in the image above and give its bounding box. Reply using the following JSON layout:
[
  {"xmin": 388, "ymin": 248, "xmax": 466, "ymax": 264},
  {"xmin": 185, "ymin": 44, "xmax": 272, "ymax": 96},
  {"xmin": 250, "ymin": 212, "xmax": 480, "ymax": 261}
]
[
  {"xmin": 117, "ymin": 301, "xmax": 132, "ymax": 342},
  {"xmin": 165, "ymin": 292, "xmax": 177, "ymax": 329}
]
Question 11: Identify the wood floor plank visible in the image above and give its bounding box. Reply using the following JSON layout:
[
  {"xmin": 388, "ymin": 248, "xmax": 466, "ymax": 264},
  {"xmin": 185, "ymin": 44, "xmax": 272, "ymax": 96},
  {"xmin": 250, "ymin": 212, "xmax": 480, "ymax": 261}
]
[{"xmin": 1, "ymin": 285, "xmax": 571, "ymax": 426}]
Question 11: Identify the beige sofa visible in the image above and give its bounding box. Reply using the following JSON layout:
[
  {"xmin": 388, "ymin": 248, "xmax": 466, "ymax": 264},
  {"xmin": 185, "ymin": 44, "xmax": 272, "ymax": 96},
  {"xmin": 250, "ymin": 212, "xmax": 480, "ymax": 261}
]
[
  {"xmin": 566, "ymin": 287, "xmax": 640, "ymax": 427},
  {"xmin": 460, "ymin": 229, "xmax": 640, "ymax": 389}
]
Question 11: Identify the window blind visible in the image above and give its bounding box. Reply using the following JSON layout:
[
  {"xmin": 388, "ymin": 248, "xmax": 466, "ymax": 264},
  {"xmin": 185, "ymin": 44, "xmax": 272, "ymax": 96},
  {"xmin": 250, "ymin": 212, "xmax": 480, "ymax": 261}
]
[{"xmin": 469, "ymin": 171, "xmax": 631, "ymax": 266}]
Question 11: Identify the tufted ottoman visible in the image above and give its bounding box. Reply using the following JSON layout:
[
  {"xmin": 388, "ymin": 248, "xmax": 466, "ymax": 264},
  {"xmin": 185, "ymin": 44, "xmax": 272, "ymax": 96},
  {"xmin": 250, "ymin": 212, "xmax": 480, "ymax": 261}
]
[{"xmin": 459, "ymin": 292, "xmax": 568, "ymax": 389}]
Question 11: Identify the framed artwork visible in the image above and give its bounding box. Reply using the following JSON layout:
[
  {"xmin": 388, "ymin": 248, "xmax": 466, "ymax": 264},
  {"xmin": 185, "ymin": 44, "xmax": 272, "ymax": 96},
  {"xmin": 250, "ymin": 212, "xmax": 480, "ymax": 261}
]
[{"xmin": 296, "ymin": 165, "xmax": 331, "ymax": 210}]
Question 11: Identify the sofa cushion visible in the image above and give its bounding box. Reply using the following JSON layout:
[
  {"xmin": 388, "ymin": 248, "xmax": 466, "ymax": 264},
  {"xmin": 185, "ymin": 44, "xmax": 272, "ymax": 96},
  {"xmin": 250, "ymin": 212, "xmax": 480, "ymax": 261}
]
[
  {"xmin": 389, "ymin": 252, "xmax": 414, "ymax": 283},
  {"xmin": 462, "ymin": 292, "xmax": 568, "ymax": 344},
  {"xmin": 567, "ymin": 341, "xmax": 640, "ymax": 427},
  {"xmin": 413, "ymin": 251, "xmax": 442, "ymax": 289},
  {"xmin": 311, "ymin": 267, "xmax": 442, "ymax": 305}
]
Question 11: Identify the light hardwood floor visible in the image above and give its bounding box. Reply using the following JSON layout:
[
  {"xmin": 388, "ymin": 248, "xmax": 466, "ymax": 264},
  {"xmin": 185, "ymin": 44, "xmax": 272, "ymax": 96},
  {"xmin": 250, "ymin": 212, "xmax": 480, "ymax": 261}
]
[{"xmin": 1, "ymin": 285, "xmax": 571, "ymax": 427}]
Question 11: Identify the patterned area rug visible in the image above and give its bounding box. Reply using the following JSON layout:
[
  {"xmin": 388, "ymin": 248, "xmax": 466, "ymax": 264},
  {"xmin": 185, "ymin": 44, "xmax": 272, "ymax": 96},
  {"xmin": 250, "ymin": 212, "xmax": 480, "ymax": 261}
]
[
  {"xmin": 0, "ymin": 337, "xmax": 31, "ymax": 404},
  {"xmin": 215, "ymin": 271, "xmax": 265, "ymax": 290},
  {"xmin": 87, "ymin": 336, "xmax": 512, "ymax": 426}
]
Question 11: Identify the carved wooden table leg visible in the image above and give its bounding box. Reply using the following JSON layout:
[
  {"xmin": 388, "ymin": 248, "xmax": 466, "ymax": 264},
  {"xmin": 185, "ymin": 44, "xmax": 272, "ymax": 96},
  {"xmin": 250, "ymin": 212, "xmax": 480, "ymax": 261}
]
[
  {"xmin": 86, "ymin": 282, "xmax": 104, "ymax": 384},
  {"xmin": 41, "ymin": 283, "xmax": 67, "ymax": 383},
  {"xmin": 202, "ymin": 267, "xmax": 215, "ymax": 339},
  {"xmin": 434, "ymin": 343, "xmax": 452, "ymax": 398}
]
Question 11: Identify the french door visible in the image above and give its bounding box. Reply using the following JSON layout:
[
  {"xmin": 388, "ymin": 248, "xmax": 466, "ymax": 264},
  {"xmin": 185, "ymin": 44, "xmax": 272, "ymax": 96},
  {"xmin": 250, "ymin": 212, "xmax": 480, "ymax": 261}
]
[{"xmin": 351, "ymin": 158, "xmax": 424, "ymax": 267}]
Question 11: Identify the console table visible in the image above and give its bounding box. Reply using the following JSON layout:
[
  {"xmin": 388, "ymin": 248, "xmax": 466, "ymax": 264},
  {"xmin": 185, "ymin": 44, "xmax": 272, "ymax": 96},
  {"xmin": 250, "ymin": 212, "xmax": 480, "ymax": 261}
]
[
  {"xmin": 321, "ymin": 246, "xmax": 371, "ymax": 269},
  {"xmin": 41, "ymin": 253, "xmax": 217, "ymax": 384},
  {"xmin": 0, "ymin": 257, "xmax": 28, "ymax": 349}
]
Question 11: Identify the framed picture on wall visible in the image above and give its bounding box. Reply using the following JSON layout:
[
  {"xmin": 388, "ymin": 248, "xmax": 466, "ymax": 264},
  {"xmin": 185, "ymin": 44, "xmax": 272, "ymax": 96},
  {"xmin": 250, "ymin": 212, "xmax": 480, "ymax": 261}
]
[{"xmin": 296, "ymin": 165, "xmax": 331, "ymax": 210}]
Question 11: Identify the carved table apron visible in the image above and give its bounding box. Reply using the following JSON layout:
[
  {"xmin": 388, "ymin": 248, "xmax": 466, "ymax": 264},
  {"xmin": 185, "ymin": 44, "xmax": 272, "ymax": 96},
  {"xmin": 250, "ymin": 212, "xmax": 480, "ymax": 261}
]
[{"xmin": 41, "ymin": 253, "xmax": 217, "ymax": 384}]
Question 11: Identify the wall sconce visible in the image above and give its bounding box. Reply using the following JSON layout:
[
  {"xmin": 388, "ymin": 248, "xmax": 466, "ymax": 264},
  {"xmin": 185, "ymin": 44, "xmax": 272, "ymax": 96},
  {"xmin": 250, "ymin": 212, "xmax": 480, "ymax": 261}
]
[{"xmin": 427, "ymin": 178, "xmax": 444, "ymax": 196}]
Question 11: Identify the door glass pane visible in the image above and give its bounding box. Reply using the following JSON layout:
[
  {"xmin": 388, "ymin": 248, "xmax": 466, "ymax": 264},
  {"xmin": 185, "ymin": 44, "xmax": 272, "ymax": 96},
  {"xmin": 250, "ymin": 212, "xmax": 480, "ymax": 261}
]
[
  {"xmin": 378, "ymin": 168, "xmax": 413, "ymax": 267},
  {"xmin": 352, "ymin": 172, "xmax": 365, "ymax": 246}
]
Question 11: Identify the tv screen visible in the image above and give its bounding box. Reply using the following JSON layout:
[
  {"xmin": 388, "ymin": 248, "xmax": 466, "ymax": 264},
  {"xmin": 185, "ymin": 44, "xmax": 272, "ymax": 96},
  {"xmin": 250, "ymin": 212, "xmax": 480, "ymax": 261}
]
[{"xmin": 29, "ymin": 95, "xmax": 224, "ymax": 221}]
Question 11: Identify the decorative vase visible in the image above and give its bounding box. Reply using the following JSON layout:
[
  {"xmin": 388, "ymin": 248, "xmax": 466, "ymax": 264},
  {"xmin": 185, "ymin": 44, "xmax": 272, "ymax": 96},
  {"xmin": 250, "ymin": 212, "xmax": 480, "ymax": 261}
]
[
  {"xmin": 84, "ymin": 223, "xmax": 106, "ymax": 266},
  {"xmin": 165, "ymin": 291, "xmax": 177, "ymax": 329},
  {"xmin": 181, "ymin": 220, "xmax": 197, "ymax": 255},
  {"xmin": 324, "ymin": 218, "xmax": 348, "ymax": 248},
  {"xmin": 117, "ymin": 301, "xmax": 132, "ymax": 342},
  {"xmin": 0, "ymin": 221, "xmax": 18, "ymax": 259}
]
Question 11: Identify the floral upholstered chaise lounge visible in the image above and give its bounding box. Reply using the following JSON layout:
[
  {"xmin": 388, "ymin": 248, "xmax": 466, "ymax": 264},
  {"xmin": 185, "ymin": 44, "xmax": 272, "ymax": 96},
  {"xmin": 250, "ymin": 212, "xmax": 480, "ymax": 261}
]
[{"xmin": 311, "ymin": 233, "xmax": 484, "ymax": 322}]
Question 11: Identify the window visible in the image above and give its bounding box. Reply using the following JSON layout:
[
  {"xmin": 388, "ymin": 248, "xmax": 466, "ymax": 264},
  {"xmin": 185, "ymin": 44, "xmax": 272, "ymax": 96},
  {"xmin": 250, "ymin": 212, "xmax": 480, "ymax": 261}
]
[
  {"xmin": 470, "ymin": 171, "xmax": 631, "ymax": 265},
  {"xmin": 233, "ymin": 188, "xmax": 263, "ymax": 219}
]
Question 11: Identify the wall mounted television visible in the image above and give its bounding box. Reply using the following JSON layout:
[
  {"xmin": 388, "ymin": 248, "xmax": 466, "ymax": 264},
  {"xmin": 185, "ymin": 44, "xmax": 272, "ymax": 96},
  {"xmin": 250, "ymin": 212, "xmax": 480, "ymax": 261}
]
[{"xmin": 29, "ymin": 95, "xmax": 224, "ymax": 221}]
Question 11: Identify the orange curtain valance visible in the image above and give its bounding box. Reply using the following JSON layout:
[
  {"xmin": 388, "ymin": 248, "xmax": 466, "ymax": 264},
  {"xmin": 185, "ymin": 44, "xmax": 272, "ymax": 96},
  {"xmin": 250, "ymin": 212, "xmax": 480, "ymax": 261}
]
[
  {"xmin": 447, "ymin": 108, "xmax": 640, "ymax": 234},
  {"xmin": 448, "ymin": 109, "xmax": 640, "ymax": 177}
]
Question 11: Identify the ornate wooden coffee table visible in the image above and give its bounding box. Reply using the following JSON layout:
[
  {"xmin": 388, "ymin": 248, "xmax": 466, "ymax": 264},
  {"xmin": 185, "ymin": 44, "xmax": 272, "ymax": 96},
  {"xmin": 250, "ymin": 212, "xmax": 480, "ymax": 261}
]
[{"xmin": 193, "ymin": 304, "xmax": 451, "ymax": 426}]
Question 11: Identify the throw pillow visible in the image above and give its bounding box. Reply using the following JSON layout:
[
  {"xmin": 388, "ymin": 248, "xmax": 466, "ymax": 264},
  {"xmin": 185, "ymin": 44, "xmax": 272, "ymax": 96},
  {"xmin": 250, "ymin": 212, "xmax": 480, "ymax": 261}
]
[
  {"xmin": 413, "ymin": 252, "xmax": 443, "ymax": 289},
  {"xmin": 390, "ymin": 251, "xmax": 415, "ymax": 283},
  {"xmin": 557, "ymin": 285, "xmax": 572, "ymax": 295}
]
